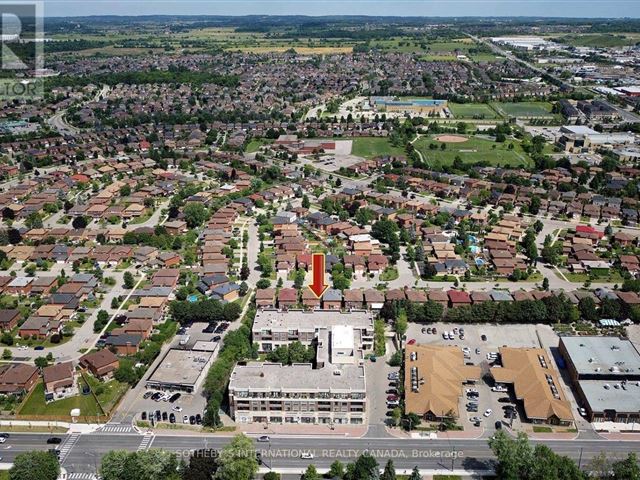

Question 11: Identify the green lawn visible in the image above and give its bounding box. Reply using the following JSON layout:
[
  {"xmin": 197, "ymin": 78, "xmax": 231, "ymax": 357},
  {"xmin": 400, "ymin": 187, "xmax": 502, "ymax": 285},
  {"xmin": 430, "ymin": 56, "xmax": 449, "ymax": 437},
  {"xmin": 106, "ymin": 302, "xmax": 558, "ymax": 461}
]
[
  {"xmin": 491, "ymin": 102, "xmax": 554, "ymax": 118},
  {"xmin": 19, "ymin": 381, "xmax": 103, "ymax": 417},
  {"xmin": 555, "ymin": 34, "xmax": 638, "ymax": 48},
  {"xmin": 379, "ymin": 266, "xmax": 399, "ymax": 282},
  {"xmin": 415, "ymin": 135, "xmax": 531, "ymax": 168},
  {"xmin": 245, "ymin": 138, "xmax": 273, "ymax": 153},
  {"xmin": 533, "ymin": 426, "xmax": 553, "ymax": 433},
  {"xmin": 449, "ymin": 103, "xmax": 500, "ymax": 120},
  {"xmin": 18, "ymin": 376, "xmax": 127, "ymax": 418},
  {"xmin": 351, "ymin": 137, "xmax": 406, "ymax": 159}
]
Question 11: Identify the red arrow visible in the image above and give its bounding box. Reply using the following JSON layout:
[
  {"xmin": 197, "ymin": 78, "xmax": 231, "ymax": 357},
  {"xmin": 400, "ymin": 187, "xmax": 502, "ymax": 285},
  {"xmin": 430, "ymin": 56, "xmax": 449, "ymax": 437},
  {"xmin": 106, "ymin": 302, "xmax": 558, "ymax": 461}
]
[{"xmin": 308, "ymin": 252, "xmax": 329, "ymax": 298}]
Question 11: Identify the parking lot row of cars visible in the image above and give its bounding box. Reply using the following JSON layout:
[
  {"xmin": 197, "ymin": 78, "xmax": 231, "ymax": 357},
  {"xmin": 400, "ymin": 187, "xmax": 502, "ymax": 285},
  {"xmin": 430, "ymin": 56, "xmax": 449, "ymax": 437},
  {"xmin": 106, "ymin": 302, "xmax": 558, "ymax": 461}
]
[{"xmin": 141, "ymin": 409, "xmax": 202, "ymax": 425}]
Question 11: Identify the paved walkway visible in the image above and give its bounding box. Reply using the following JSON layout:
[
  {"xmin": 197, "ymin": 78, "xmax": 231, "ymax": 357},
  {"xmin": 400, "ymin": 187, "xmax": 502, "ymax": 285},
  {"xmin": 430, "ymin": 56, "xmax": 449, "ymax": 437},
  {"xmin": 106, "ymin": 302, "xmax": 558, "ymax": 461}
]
[{"xmin": 238, "ymin": 423, "xmax": 367, "ymax": 437}]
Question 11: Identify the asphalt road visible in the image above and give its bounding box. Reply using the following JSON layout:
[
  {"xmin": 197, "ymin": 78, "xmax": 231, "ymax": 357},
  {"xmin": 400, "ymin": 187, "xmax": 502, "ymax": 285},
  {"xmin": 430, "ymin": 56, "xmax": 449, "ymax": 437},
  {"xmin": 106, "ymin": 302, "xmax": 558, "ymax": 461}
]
[{"xmin": 3, "ymin": 432, "xmax": 637, "ymax": 475}]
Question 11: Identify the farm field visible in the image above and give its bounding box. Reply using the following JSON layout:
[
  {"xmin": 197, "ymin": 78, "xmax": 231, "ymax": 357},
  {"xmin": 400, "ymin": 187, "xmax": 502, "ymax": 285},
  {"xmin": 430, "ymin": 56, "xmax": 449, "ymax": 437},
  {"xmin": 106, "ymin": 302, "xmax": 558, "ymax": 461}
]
[
  {"xmin": 351, "ymin": 137, "xmax": 406, "ymax": 159},
  {"xmin": 414, "ymin": 135, "xmax": 531, "ymax": 168},
  {"xmin": 554, "ymin": 33, "xmax": 640, "ymax": 48},
  {"xmin": 491, "ymin": 101, "xmax": 554, "ymax": 118},
  {"xmin": 449, "ymin": 103, "xmax": 501, "ymax": 119}
]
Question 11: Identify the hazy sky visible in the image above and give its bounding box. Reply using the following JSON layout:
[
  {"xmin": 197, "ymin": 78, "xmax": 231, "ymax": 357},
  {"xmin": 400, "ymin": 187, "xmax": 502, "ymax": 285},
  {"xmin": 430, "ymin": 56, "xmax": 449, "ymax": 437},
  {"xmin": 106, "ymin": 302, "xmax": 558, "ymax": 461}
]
[{"xmin": 42, "ymin": 1, "xmax": 640, "ymax": 18}]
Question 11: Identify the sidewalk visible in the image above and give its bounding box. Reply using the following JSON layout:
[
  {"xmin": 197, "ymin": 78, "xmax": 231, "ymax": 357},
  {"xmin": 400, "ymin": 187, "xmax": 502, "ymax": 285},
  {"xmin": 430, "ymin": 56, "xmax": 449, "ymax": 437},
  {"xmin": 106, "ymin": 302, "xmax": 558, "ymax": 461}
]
[{"xmin": 238, "ymin": 422, "xmax": 367, "ymax": 437}]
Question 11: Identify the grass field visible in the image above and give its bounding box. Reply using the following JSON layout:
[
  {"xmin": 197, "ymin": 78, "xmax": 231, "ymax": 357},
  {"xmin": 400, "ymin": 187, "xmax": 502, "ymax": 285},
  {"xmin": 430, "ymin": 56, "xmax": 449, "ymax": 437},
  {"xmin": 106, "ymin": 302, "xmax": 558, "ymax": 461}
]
[
  {"xmin": 554, "ymin": 34, "xmax": 639, "ymax": 48},
  {"xmin": 19, "ymin": 377, "xmax": 127, "ymax": 417},
  {"xmin": 449, "ymin": 103, "xmax": 500, "ymax": 119},
  {"xmin": 491, "ymin": 102, "xmax": 554, "ymax": 118},
  {"xmin": 245, "ymin": 138, "xmax": 273, "ymax": 153},
  {"xmin": 351, "ymin": 137, "xmax": 406, "ymax": 159},
  {"xmin": 415, "ymin": 135, "xmax": 531, "ymax": 168}
]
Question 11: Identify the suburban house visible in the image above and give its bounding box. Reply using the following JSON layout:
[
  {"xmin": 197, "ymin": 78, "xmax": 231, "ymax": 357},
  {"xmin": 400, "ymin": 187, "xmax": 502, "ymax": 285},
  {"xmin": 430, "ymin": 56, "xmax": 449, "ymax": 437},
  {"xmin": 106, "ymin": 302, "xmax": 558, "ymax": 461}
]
[
  {"xmin": 80, "ymin": 350, "xmax": 120, "ymax": 379},
  {"xmin": 43, "ymin": 362, "xmax": 76, "ymax": 401}
]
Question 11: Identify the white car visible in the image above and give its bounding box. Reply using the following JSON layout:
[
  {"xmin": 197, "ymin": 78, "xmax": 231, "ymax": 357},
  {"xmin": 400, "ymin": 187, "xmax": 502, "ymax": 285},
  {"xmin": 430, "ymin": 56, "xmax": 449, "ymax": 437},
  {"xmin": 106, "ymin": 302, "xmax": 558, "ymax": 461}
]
[
  {"xmin": 491, "ymin": 386, "xmax": 507, "ymax": 392},
  {"xmin": 0, "ymin": 437, "xmax": 6, "ymax": 444},
  {"xmin": 300, "ymin": 452, "xmax": 314, "ymax": 459},
  {"xmin": 578, "ymin": 407, "xmax": 587, "ymax": 417},
  {"xmin": 183, "ymin": 415, "xmax": 189, "ymax": 424},
  {"xmin": 484, "ymin": 409, "xmax": 493, "ymax": 417},
  {"xmin": 172, "ymin": 406, "xmax": 182, "ymax": 412}
]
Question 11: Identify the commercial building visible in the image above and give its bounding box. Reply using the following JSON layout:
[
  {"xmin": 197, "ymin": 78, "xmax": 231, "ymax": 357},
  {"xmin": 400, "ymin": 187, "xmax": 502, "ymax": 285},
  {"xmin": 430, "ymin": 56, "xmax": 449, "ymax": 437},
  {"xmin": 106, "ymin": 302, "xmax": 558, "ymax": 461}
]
[
  {"xmin": 491, "ymin": 348, "xmax": 573, "ymax": 426},
  {"xmin": 252, "ymin": 309, "xmax": 374, "ymax": 353},
  {"xmin": 369, "ymin": 97, "xmax": 447, "ymax": 115},
  {"xmin": 559, "ymin": 336, "xmax": 640, "ymax": 423},
  {"xmin": 229, "ymin": 323, "xmax": 368, "ymax": 425},
  {"xmin": 146, "ymin": 348, "xmax": 215, "ymax": 393},
  {"xmin": 404, "ymin": 344, "xmax": 480, "ymax": 421}
]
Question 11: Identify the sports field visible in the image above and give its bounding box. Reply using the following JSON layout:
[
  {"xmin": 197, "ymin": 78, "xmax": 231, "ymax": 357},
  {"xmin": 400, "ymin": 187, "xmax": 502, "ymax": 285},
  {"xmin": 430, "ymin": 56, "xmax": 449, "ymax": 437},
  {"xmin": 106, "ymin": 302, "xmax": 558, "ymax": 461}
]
[
  {"xmin": 414, "ymin": 135, "xmax": 531, "ymax": 168},
  {"xmin": 351, "ymin": 137, "xmax": 406, "ymax": 159},
  {"xmin": 491, "ymin": 102, "xmax": 554, "ymax": 118},
  {"xmin": 449, "ymin": 103, "xmax": 500, "ymax": 119}
]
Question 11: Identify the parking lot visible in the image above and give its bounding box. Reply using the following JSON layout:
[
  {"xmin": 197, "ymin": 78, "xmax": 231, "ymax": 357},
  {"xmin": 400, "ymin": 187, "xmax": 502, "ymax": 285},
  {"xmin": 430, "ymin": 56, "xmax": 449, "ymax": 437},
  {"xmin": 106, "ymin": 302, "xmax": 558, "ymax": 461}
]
[
  {"xmin": 365, "ymin": 337, "xmax": 400, "ymax": 430},
  {"xmin": 133, "ymin": 321, "xmax": 230, "ymax": 427},
  {"xmin": 405, "ymin": 322, "xmax": 565, "ymax": 432}
]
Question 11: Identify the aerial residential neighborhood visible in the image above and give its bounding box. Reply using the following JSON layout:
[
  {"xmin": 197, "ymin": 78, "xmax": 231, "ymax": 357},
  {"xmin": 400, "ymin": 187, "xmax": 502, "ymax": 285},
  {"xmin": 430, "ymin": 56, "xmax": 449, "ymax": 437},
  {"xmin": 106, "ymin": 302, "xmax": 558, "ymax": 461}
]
[{"xmin": 2, "ymin": 3, "xmax": 640, "ymax": 480}]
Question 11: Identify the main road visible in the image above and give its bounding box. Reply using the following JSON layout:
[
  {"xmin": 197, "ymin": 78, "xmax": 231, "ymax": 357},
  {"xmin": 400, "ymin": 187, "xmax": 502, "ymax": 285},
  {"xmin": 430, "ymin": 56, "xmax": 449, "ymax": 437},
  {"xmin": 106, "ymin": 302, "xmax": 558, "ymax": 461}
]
[{"xmin": 2, "ymin": 431, "xmax": 636, "ymax": 476}]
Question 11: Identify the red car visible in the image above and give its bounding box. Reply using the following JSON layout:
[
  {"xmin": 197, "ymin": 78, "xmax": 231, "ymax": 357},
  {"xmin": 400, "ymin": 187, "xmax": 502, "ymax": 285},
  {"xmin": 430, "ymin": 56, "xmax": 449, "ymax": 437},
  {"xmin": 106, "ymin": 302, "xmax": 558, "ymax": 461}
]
[
  {"xmin": 387, "ymin": 395, "xmax": 398, "ymax": 402},
  {"xmin": 407, "ymin": 339, "xmax": 416, "ymax": 345}
]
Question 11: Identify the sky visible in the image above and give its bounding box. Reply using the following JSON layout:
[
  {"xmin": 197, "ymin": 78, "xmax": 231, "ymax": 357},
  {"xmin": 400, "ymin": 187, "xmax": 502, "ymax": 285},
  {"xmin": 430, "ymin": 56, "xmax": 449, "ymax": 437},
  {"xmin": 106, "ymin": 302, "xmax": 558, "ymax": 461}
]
[{"xmin": 41, "ymin": 1, "xmax": 640, "ymax": 19}]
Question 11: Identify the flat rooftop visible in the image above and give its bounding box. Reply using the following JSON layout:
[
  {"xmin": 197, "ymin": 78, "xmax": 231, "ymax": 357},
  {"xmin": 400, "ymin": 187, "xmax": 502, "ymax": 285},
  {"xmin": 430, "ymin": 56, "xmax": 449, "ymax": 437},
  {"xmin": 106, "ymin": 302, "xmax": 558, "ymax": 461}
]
[
  {"xmin": 229, "ymin": 362, "xmax": 366, "ymax": 393},
  {"xmin": 579, "ymin": 380, "xmax": 640, "ymax": 413},
  {"xmin": 147, "ymin": 349, "xmax": 214, "ymax": 386},
  {"xmin": 253, "ymin": 309, "xmax": 373, "ymax": 333},
  {"xmin": 561, "ymin": 336, "xmax": 640, "ymax": 377}
]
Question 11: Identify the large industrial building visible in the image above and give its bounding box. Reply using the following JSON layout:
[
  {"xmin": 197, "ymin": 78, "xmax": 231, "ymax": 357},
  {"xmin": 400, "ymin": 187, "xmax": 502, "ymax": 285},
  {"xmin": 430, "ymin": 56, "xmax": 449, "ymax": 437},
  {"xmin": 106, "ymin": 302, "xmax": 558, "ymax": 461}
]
[{"xmin": 559, "ymin": 336, "xmax": 640, "ymax": 423}]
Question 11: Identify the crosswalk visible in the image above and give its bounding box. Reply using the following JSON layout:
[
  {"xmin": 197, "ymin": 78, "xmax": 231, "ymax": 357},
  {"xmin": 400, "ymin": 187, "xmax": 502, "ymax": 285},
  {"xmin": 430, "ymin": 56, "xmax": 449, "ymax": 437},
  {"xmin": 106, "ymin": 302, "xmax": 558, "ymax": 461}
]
[
  {"xmin": 59, "ymin": 432, "xmax": 81, "ymax": 463},
  {"xmin": 137, "ymin": 434, "xmax": 155, "ymax": 452},
  {"xmin": 68, "ymin": 473, "xmax": 99, "ymax": 480},
  {"xmin": 98, "ymin": 423, "xmax": 135, "ymax": 434}
]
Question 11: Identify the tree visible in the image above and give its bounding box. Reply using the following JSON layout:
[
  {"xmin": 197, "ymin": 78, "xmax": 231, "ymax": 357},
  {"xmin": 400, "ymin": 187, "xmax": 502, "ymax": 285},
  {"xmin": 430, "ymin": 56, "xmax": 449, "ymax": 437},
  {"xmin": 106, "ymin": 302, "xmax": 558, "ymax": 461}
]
[
  {"xmin": 72, "ymin": 216, "xmax": 88, "ymax": 229},
  {"xmin": 294, "ymin": 269, "xmax": 306, "ymax": 289},
  {"xmin": 301, "ymin": 195, "xmax": 310, "ymax": 209},
  {"xmin": 351, "ymin": 453, "xmax": 379, "ymax": 480},
  {"xmin": 9, "ymin": 451, "xmax": 60, "ymax": 480},
  {"xmin": 264, "ymin": 473, "xmax": 281, "ymax": 480},
  {"xmin": 123, "ymin": 271, "xmax": 135, "ymax": 289},
  {"xmin": 182, "ymin": 449, "xmax": 219, "ymax": 480},
  {"xmin": 578, "ymin": 296, "xmax": 599, "ymax": 322},
  {"xmin": 328, "ymin": 460, "xmax": 345, "ymax": 479},
  {"xmin": 256, "ymin": 279, "xmax": 271, "ymax": 289},
  {"xmin": 612, "ymin": 452, "xmax": 640, "ymax": 480},
  {"xmin": 25, "ymin": 212, "xmax": 43, "ymax": 229},
  {"xmin": 34, "ymin": 357, "xmax": 48, "ymax": 369},
  {"xmin": 542, "ymin": 277, "xmax": 549, "ymax": 291},
  {"xmin": 2, "ymin": 348, "xmax": 11, "ymax": 360},
  {"xmin": 1, "ymin": 332, "xmax": 13, "ymax": 346},
  {"xmin": 100, "ymin": 449, "xmax": 179, "ymax": 480},
  {"xmin": 184, "ymin": 203, "xmax": 210, "ymax": 229},
  {"xmin": 239, "ymin": 281, "xmax": 249, "ymax": 297},
  {"xmin": 381, "ymin": 459, "xmax": 396, "ymax": 480},
  {"xmin": 214, "ymin": 435, "xmax": 258, "ymax": 480},
  {"xmin": 301, "ymin": 465, "xmax": 320, "ymax": 480},
  {"xmin": 240, "ymin": 263, "xmax": 250, "ymax": 281},
  {"xmin": 395, "ymin": 309, "xmax": 408, "ymax": 338},
  {"xmin": 408, "ymin": 466, "xmax": 421, "ymax": 480}
]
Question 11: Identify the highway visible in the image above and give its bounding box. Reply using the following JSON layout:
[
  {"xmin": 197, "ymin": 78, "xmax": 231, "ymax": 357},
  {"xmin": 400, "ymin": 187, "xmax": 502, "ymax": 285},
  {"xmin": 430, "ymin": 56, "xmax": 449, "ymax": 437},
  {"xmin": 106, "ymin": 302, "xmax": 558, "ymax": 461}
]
[{"xmin": 2, "ymin": 431, "xmax": 638, "ymax": 476}]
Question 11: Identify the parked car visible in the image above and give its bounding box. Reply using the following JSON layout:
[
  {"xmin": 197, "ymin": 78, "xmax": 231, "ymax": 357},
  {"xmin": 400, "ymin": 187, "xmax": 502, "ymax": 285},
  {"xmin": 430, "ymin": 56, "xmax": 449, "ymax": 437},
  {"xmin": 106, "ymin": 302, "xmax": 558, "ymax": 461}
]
[
  {"xmin": 46, "ymin": 437, "xmax": 61, "ymax": 444},
  {"xmin": 155, "ymin": 410, "xmax": 161, "ymax": 420},
  {"xmin": 387, "ymin": 372, "xmax": 399, "ymax": 380},
  {"xmin": 497, "ymin": 397, "xmax": 511, "ymax": 403},
  {"xmin": 491, "ymin": 386, "xmax": 507, "ymax": 392},
  {"xmin": 169, "ymin": 413, "xmax": 176, "ymax": 424},
  {"xmin": 481, "ymin": 334, "xmax": 487, "ymax": 341},
  {"xmin": 495, "ymin": 421, "xmax": 502, "ymax": 430},
  {"xmin": 141, "ymin": 412, "xmax": 147, "ymax": 420},
  {"xmin": 578, "ymin": 407, "xmax": 587, "ymax": 417},
  {"xmin": 162, "ymin": 412, "xmax": 168, "ymax": 421},
  {"xmin": 169, "ymin": 393, "xmax": 181, "ymax": 403},
  {"xmin": 195, "ymin": 414, "xmax": 202, "ymax": 424},
  {"xmin": 386, "ymin": 395, "xmax": 398, "ymax": 402},
  {"xmin": 407, "ymin": 339, "xmax": 416, "ymax": 345},
  {"xmin": 203, "ymin": 324, "xmax": 216, "ymax": 333},
  {"xmin": 143, "ymin": 391, "xmax": 154, "ymax": 400},
  {"xmin": 183, "ymin": 415, "xmax": 189, "ymax": 424},
  {"xmin": 212, "ymin": 335, "xmax": 221, "ymax": 342},
  {"xmin": 172, "ymin": 406, "xmax": 183, "ymax": 412},
  {"xmin": 484, "ymin": 409, "xmax": 493, "ymax": 417}
]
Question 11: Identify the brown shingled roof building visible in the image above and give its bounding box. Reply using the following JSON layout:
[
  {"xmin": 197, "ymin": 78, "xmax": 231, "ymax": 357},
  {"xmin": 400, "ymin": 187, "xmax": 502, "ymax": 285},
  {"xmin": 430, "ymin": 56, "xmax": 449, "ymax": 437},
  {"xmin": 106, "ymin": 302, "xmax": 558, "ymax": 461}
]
[
  {"xmin": 404, "ymin": 344, "xmax": 481, "ymax": 421},
  {"xmin": 491, "ymin": 347, "xmax": 573, "ymax": 426}
]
